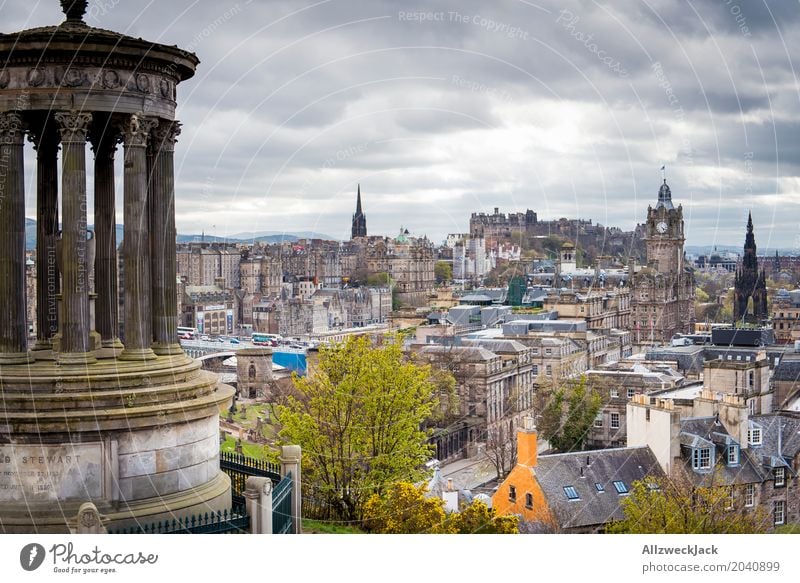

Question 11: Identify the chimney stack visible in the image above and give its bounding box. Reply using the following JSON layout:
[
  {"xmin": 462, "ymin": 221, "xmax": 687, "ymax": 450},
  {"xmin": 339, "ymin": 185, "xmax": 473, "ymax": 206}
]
[{"xmin": 517, "ymin": 416, "xmax": 538, "ymax": 468}]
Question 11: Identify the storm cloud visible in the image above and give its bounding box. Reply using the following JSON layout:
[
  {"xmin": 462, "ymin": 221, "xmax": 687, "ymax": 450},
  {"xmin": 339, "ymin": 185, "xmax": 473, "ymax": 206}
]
[{"xmin": 6, "ymin": 0, "xmax": 800, "ymax": 247}]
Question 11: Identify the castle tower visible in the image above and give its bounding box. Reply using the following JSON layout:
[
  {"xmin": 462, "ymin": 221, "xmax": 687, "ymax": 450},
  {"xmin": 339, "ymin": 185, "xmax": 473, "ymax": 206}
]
[
  {"xmin": 734, "ymin": 212, "xmax": 768, "ymax": 323},
  {"xmin": 351, "ymin": 184, "xmax": 367, "ymax": 239}
]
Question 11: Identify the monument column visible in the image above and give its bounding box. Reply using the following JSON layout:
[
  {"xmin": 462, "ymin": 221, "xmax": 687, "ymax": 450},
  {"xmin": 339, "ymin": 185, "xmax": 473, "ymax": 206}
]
[
  {"xmin": 54, "ymin": 110, "xmax": 95, "ymax": 364},
  {"xmin": 91, "ymin": 122, "xmax": 122, "ymax": 352},
  {"xmin": 0, "ymin": 112, "xmax": 32, "ymax": 364},
  {"xmin": 31, "ymin": 120, "xmax": 60, "ymax": 351},
  {"xmin": 118, "ymin": 113, "xmax": 158, "ymax": 361},
  {"xmin": 149, "ymin": 120, "xmax": 182, "ymax": 355}
]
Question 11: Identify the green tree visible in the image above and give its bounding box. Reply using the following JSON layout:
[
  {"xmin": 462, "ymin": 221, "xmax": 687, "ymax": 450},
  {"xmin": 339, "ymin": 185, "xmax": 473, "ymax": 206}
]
[
  {"xmin": 366, "ymin": 271, "xmax": 391, "ymax": 286},
  {"xmin": 609, "ymin": 473, "xmax": 769, "ymax": 534},
  {"xmin": 434, "ymin": 261, "xmax": 452, "ymax": 284},
  {"xmin": 538, "ymin": 376, "xmax": 602, "ymax": 453},
  {"xmin": 275, "ymin": 335, "xmax": 438, "ymax": 522}
]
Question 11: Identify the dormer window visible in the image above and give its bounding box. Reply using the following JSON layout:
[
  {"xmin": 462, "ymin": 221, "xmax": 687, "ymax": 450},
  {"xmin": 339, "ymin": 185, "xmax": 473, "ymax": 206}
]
[
  {"xmin": 727, "ymin": 445, "xmax": 739, "ymax": 466},
  {"xmin": 774, "ymin": 467, "xmax": 786, "ymax": 488},
  {"xmin": 692, "ymin": 447, "xmax": 711, "ymax": 470},
  {"xmin": 747, "ymin": 424, "xmax": 762, "ymax": 446}
]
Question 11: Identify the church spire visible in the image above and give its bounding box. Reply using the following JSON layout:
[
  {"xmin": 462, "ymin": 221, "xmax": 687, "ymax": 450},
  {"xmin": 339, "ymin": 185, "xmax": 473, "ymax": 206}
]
[
  {"xmin": 351, "ymin": 184, "xmax": 367, "ymax": 239},
  {"xmin": 747, "ymin": 211, "xmax": 753, "ymax": 234}
]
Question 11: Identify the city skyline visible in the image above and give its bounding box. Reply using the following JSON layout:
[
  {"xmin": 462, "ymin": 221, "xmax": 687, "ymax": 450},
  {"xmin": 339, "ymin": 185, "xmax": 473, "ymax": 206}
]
[{"xmin": 5, "ymin": 1, "xmax": 800, "ymax": 246}]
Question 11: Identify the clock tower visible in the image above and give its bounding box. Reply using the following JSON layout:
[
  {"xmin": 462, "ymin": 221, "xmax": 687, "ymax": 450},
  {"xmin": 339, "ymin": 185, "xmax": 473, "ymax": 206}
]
[
  {"xmin": 645, "ymin": 180, "xmax": 685, "ymax": 274},
  {"xmin": 631, "ymin": 178, "xmax": 695, "ymax": 349}
]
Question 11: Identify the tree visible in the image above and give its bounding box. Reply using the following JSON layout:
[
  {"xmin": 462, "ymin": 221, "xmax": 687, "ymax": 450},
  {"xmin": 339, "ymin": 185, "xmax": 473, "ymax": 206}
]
[
  {"xmin": 366, "ymin": 271, "xmax": 391, "ymax": 286},
  {"xmin": 275, "ymin": 335, "xmax": 438, "ymax": 522},
  {"xmin": 363, "ymin": 483, "xmax": 519, "ymax": 534},
  {"xmin": 609, "ymin": 472, "xmax": 769, "ymax": 534},
  {"xmin": 484, "ymin": 385, "xmax": 521, "ymax": 479},
  {"xmin": 446, "ymin": 500, "xmax": 519, "ymax": 534},
  {"xmin": 434, "ymin": 261, "xmax": 452, "ymax": 284},
  {"xmin": 538, "ymin": 376, "xmax": 602, "ymax": 453},
  {"xmin": 363, "ymin": 482, "xmax": 447, "ymax": 533}
]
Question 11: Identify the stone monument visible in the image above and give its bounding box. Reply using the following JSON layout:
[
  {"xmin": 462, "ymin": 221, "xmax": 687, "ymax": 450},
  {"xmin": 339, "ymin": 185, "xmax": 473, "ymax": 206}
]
[{"xmin": 0, "ymin": 1, "xmax": 235, "ymax": 532}]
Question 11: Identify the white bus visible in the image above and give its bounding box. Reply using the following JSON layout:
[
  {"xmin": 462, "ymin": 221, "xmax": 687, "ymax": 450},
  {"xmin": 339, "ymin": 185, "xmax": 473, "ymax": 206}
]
[{"xmin": 177, "ymin": 326, "xmax": 198, "ymax": 339}]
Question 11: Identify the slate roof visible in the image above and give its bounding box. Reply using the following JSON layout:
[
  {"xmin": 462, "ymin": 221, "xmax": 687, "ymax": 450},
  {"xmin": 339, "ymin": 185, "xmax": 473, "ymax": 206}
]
[
  {"xmin": 677, "ymin": 417, "xmax": 763, "ymax": 486},
  {"xmin": 750, "ymin": 413, "xmax": 800, "ymax": 475},
  {"xmin": 462, "ymin": 338, "xmax": 528, "ymax": 354},
  {"xmin": 534, "ymin": 446, "xmax": 664, "ymax": 530},
  {"xmin": 419, "ymin": 345, "xmax": 497, "ymax": 362}
]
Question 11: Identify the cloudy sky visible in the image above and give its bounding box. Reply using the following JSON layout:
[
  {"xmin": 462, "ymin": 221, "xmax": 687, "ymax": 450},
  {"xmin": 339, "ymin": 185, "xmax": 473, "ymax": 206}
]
[{"xmin": 6, "ymin": 0, "xmax": 800, "ymax": 248}]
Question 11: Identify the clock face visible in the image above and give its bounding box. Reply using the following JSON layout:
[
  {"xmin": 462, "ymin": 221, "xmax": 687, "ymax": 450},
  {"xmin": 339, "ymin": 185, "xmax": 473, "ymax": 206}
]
[{"xmin": 656, "ymin": 221, "xmax": 668, "ymax": 234}]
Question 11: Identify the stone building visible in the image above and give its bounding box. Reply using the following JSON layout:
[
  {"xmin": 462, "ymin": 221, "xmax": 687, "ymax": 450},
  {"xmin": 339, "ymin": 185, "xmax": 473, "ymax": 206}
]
[
  {"xmin": 630, "ymin": 178, "xmax": 695, "ymax": 349},
  {"xmin": 364, "ymin": 228, "xmax": 435, "ymax": 307},
  {"xmin": 176, "ymin": 241, "xmax": 241, "ymax": 288},
  {"xmin": 491, "ymin": 420, "xmax": 664, "ymax": 532},
  {"xmin": 543, "ymin": 288, "xmax": 631, "ymax": 331},
  {"xmin": 182, "ymin": 284, "xmax": 237, "ymax": 335},
  {"xmin": 734, "ymin": 213, "xmax": 768, "ymax": 324},
  {"xmin": 416, "ymin": 339, "xmax": 536, "ymax": 463},
  {"xmin": 771, "ymin": 289, "xmax": 800, "ymax": 344},
  {"xmin": 235, "ymin": 347, "xmax": 273, "ymax": 399},
  {"xmin": 628, "ymin": 392, "xmax": 800, "ymax": 531}
]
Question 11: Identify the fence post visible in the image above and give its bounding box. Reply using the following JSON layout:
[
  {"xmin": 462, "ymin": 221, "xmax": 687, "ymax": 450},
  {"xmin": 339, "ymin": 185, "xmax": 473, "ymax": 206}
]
[
  {"xmin": 280, "ymin": 444, "xmax": 302, "ymax": 534},
  {"xmin": 68, "ymin": 502, "xmax": 108, "ymax": 534},
  {"xmin": 245, "ymin": 476, "xmax": 272, "ymax": 534}
]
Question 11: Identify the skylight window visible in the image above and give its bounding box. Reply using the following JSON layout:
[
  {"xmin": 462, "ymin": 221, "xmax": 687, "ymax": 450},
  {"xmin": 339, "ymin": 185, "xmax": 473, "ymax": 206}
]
[
  {"xmin": 595, "ymin": 483, "xmax": 604, "ymax": 492},
  {"xmin": 613, "ymin": 481, "xmax": 628, "ymax": 494},
  {"xmin": 564, "ymin": 486, "xmax": 579, "ymax": 500}
]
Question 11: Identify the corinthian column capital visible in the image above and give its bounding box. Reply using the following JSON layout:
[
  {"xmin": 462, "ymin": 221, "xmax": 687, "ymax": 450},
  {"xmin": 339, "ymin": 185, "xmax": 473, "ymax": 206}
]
[
  {"xmin": 0, "ymin": 112, "xmax": 25, "ymax": 145},
  {"xmin": 118, "ymin": 113, "xmax": 158, "ymax": 147},
  {"xmin": 54, "ymin": 110, "xmax": 93, "ymax": 143},
  {"xmin": 151, "ymin": 120, "xmax": 181, "ymax": 153}
]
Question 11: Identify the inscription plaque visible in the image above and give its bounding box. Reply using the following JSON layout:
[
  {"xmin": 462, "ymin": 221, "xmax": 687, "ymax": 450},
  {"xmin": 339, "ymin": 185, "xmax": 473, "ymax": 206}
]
[{"xmin": 0, "ymin": 443, "xmax": 104, "ymax": 502}]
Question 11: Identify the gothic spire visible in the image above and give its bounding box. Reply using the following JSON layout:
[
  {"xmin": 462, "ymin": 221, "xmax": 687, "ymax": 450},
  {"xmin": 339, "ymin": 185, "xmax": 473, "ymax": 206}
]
[{"xmin": 351, "ymin": 184, "xmax": 367, "ymax": 239}]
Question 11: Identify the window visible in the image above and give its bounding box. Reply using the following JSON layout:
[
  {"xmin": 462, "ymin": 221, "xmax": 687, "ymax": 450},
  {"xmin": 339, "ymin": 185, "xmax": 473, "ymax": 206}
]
[
  {"xmin": 610, "ymin": 413, "xmax": 620, "ymax": 429},
  {"xmin": 545, "ymin": 348, "xmax": 552, "ymax": 356},
  {"xmin": 727, "ymin": 445, "xmax": 739, "ymax": 466},
  {"xmin": 627, "ymin": 388, "xmax": 636, "ymax": 399},
  {"xmin": 564, "ymin": 486, "xmax": 579, "ymax": 500},
  {"xmin": 610, "ymin": 388, "xmax": 619, "ymax": 398},
  {"xmin": 525, "ymin": 493, "xmax": 533, "ymax": 509},
  {"xmin": 595, "ymin": 483, "xmax": 605, "ymax": 493},
  {"xmin": 546, "ymin": 365, "xmax": 552, "ymax": 376},
  {"xmin": 774, "ymin": 500, "xmax": 785, "ymax": 525},
  {"xmin": 726, "ymin": 487, "xmax": 735, "ymax": 511},
  {"xmin": 774, "ymin": 467, "xmax": 786, "ymax": 488},
  {"xmin": 509, "ymin": 485, "xmax": 517, "ymax": 503},
  {"xmin": 532, "ymin": 365, "xmax": 539, "ymax": 375},
  {"xmin": 692, "ymin": 448, "xmax": 711, "ymax": 470},
  {"xmin": 646, "ymin": 409, "xmax": 651, "ymax": 422},
  {"xmin": 613, "ymin": 481, "xmax": 628, "ymax": 494},
  {"xmin": 748, "ymin": 426, "xmax": 762, "ymax": 446},
  {"xmin": 594, "ymin": 413, "xmax": 603, "ymax": 428},
  {"xmin": 745, "ymin": 483, "xmax": 755, "ymax": 507}
]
